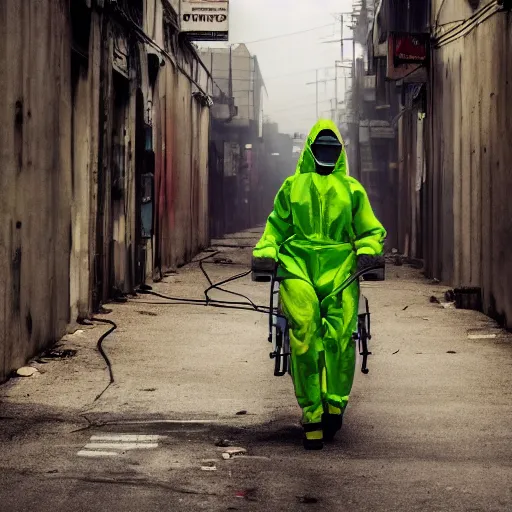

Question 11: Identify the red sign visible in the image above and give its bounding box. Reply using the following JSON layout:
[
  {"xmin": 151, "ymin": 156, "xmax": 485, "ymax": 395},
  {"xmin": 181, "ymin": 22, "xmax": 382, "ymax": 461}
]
[{"xmin": 393, "ymin": 34, "xmax": 428, "ymax": 64}]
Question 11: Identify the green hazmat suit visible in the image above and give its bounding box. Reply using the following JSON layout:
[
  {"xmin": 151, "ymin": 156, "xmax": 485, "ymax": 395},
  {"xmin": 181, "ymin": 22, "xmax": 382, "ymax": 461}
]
[{"xmin": 254, "ymin": 119, "xmax": 386, "ymax": 432}]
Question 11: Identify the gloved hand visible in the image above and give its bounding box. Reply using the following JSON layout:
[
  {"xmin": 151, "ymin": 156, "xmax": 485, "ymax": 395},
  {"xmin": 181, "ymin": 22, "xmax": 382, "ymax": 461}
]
[
  {"xmin": 251, "ymin": 257, "xmax": 277, "ymax": 282},
  {"xmin": 357, "ymin": 254, "xmax": 385, "ymax": 281}
]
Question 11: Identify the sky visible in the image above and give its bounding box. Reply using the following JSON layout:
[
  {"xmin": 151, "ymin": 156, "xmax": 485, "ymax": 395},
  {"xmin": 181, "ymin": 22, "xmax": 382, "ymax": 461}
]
[{"xmin": 225, "ymin": 0, "xmax": 355, "ymax": 135}]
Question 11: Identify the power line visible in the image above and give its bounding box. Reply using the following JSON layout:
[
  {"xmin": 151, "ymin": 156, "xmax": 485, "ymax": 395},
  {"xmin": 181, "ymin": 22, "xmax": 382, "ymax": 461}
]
[
  {"xmin": 270, "ymin": 98, "xmax": 333, "ymax": 114},
  {"xmin": 240, "ymin": 23, "xmax": 335, "ymax": 45}
]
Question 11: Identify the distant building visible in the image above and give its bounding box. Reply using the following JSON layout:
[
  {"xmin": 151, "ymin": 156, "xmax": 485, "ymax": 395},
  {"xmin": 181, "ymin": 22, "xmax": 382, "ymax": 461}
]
[{"xmin": 199, "ymin": 44, "xmax": 267, "ymax": 235}]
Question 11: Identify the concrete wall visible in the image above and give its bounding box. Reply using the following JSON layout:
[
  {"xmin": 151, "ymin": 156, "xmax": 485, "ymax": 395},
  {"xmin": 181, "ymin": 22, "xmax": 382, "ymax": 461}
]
[
  {"xmin": 0, "ymin": 0, "xmax": 212, "ymax": 381},
  {"xmin": 200, "ymin": 45, "xmax": 256, "ymax": 127},
  {"xmin": 428, "ymin": 4, "xmax": 512, "ymax": 326},
  {"xmin": 153, "ymin": 56, "xmax": 210, "ymax": 272},
  {"xmin": 69, "ymin": 10, "xmax": 102, "ymax": 321},
  {"xmin": 0, "ymin": 0, "xmax": 74, "ymax": 381}
]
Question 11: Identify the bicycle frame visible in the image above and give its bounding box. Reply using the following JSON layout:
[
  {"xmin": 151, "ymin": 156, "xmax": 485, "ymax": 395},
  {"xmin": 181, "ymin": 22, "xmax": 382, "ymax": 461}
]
[{"xmin": 266, "ymin": 262, "xmax": 384, "ymax": 377}]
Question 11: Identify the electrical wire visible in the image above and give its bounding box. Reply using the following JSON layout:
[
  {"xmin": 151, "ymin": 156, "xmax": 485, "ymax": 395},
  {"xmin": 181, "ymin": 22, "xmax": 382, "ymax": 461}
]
[
  {"xmin": 434, "ymin": 1, "xmax": 501, "ymax": 48},
  {"xmin": 90, "ymin": 318, "xmax": 118, "ymax": 402},
  {"xmin": 136, "ymin": 250, "xmax": 271, "ymax": 313},
  {"xmin": 112, "ymin": 4, "xmax": 225, "ymax": 100},
  {"xmin": 241, "ymin": 23, "xmax": 335, "ymax": 45}
]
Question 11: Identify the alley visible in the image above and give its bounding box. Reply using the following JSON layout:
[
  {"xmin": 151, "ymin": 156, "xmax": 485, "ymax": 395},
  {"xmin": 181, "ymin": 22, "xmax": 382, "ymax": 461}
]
[{"xmin": 1, "ymin": 230, "xmax": 511, "ymax": 512}]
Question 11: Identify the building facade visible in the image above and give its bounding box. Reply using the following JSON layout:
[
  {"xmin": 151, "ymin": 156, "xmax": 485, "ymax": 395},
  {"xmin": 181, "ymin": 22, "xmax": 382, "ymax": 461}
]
[
  {"xmin": 0, "ymin": 0, "xmax": 213, "ymax": 381},
  {"xmin": 360, "ymin": 0, "xmax": 512, "ymax": 327}
]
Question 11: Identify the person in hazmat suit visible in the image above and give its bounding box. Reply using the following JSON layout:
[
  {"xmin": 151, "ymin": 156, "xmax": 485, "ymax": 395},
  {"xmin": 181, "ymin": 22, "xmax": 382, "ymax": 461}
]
[{"xmin": 252, "ymin": 119, "xmax": 386, "ymax": 450}]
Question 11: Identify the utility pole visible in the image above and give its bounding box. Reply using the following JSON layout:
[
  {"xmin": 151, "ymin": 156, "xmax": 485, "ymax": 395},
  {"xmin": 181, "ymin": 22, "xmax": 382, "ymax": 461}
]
[
  {"xmin": 340, "ymin": 14, "xmax": 344, "ymax": 63},
  {"xmin": 306, "ymin": 64, "xmax": 352, "ymax": 122},
  {"xmin": 334, "ymin": 66, "xmax": 338, "ymax": 125},
  {"xmin": 306, "ymin": 69, "xmax": 330, "ymax": 120}
]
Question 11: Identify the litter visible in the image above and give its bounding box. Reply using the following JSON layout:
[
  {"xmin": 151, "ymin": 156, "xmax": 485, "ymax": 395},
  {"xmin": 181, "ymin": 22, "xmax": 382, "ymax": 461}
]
[{"xmin": 16, "ymin": 367, "xmax": 39, "ymax": 377}]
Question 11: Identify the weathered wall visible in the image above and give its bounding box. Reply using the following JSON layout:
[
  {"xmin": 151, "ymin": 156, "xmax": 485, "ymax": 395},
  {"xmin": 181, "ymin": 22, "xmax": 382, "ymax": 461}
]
[
  {"xmin": 0, "ymin": 0, "xmax": 212, "ymax": 381},
  {"xmin": 154, "ymin": 58, "xmax": 210, "ymax": 273},
  {"xmin": 70, "ymin": 10, "xmax": 102, "ymax": 320},
  {"xmin": 428, "ymin": 5, "xmax": 512, "ymax": 326},
  {"xmin": 0, "ymin": 0, "xmax": 73, "ymax": 381}
]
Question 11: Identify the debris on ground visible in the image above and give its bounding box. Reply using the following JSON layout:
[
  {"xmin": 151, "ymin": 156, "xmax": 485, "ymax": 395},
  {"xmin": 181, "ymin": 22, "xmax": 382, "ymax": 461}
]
[
  {"xmin": 402, "ymin": 305, "xmax": 409, "ymax": 311},
  {"xmin": 235, "ymin": 489, "xmax": 258, "ymax": 501},
  {"xmin": 468, "ymin": 333, "xmax": 497, "ymax": 340},
  {"xmin": 201, "ymin": 460, "xmax": 217, "ymax": 471},
  {"xmin": 298, "ymin": 495, "xmax": 319, "ymax": 504},
  {"xmin": 432, "ymin": 278, "xmax": 441, "ymax": 284},
  {"xmin": 40, "ymin": 348, "xmax": 77, "ymax": 361},
  {"xmin": 445, "ymin": 290, "xmax": 455, "ymax": 302},
  {"xmin": 16, "ymin": 367, "xmax": 39, "ymax": 377},
  {"xmin": 392, "ymin": 350, "xmax": 400, "ymax": 355},
  {"xmin": 430, "ymin": 296, "xmax": 440, "ymax": 304},
  {"xmin": 215, "ymin": 438, "xmax": 234, "ymax": 448},
  {"xmin": 221, "ymin": 447, "xmax": 247, "ymax": 459},
  {"xmin": 213, "ymin": 257, "xmax": 234, "ymax": 265},
  {"xmin": 235, "ymin": 410, "xmax": 247, "ymax": 416},
  {"xmin": 138, "ymin": 311, "xmax": 158, "ymax": 316},
  {"xmin": 447, "ymin": 351, "xmax": 457, "ymax": 354}
]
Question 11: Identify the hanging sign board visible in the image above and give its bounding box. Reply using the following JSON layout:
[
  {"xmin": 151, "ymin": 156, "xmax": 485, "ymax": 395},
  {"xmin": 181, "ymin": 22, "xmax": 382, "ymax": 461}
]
[
  {"xmin": 180, "ymin": 0, "xmax": 229, "ymax": 41},
  {"xmin": 393, "ymin": 33, "xmax": 429, "ymax": 65}
]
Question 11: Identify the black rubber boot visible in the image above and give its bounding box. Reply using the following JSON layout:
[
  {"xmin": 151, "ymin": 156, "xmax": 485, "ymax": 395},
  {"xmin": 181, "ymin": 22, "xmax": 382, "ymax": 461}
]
[
  {"xmin": 322, "ymin": 413, "xmax": 343, "ymax": 442},
  {"xmin": 303, "ymin": 423, "xmax": 324, "ymax": 450},
  {"xmin": 303, "ymin": 437, "xmax": 324, "ymax": 450}
]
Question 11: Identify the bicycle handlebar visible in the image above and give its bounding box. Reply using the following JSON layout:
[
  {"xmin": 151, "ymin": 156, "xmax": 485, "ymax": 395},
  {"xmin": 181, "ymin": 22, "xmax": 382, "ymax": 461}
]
[{"xmin": 253, "ymin": 261, "xmax": 385, "ymax": 287}]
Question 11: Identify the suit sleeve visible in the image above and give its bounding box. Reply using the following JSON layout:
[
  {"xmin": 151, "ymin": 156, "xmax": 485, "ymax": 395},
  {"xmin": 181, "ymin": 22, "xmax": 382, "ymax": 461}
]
[
  {"xmin": 253, "ymin": 178, "xmax": 294, "ymax": 261},
  {"xmin": 348, "ymin": 178, "xmax": 386, "ymax": 256}
]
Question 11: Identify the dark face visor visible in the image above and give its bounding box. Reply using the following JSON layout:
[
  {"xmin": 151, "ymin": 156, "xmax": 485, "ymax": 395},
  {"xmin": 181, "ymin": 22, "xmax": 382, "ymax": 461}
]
[{"xmin": 311, "ymin": 131, "xmax": 343, "ymax": 173}]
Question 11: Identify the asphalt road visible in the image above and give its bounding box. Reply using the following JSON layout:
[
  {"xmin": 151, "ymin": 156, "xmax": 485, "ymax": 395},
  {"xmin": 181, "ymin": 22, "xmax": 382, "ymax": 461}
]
[{"xmin": 1, "ymin": 231, "xmax": 511, "ymax": 511}]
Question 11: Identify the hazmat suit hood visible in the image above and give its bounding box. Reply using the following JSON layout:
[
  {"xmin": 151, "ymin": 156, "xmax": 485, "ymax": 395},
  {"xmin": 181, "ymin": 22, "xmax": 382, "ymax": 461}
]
[{"xmin": 296, "ymin": 119, "xmax": 349, "ymax": 176}]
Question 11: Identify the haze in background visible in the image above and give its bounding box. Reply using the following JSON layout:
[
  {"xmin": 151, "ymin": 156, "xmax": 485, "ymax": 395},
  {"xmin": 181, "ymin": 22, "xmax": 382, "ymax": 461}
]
[{"xmin": 225, "ymin": 0, "xmax": 354, "ymax": 134}]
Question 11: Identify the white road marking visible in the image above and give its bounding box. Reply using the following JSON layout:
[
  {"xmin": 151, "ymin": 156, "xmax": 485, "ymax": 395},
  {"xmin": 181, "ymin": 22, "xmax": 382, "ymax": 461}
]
[
  {"xmin": 77, "ymin": 433, "xmax": 165, "ymax": 457},
  {"xmin": 109, "ymin": 419, "xmax": 216, "ymax": 425},
  {"xmin": 90, "ymin": 434, "xmax": 164, "ymax": 442},
  {"xmin": 77, "ymin": 450, "xmax": 121, "ymax": 458},
  {"xmin": 84, "ymin": 442, "xmax": 159, "ymax": 451}
]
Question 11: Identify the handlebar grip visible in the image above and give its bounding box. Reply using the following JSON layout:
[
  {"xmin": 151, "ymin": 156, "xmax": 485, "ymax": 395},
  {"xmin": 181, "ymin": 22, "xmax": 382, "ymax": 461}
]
[
  {"xmin": 362, "ymin": 266, "xmax": 385, "ymax": 281},
  {"xmin": 252, "ymin": 271, "xmax": 273, "ymax": 282}
]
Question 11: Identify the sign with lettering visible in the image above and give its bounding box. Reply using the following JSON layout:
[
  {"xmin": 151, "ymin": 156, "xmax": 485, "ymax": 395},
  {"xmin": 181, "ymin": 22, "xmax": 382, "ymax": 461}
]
[
  {"xmin": 180, "ymin": 0, "xmax": 229, "ymax": 41},
  {"xmin": 393, "ymin": 33, "xmax": 428, "ymax": 65}
]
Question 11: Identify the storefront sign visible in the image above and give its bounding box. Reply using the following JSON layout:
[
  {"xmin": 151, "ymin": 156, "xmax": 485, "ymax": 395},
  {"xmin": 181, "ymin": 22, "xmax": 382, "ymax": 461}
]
[
  {"xmin": 180, "ymin": 0, "xmax": 229, "ymax": 41},
  {"xmin": 393, "ymin": 33, "xmax": 428, "ymax": 65}
]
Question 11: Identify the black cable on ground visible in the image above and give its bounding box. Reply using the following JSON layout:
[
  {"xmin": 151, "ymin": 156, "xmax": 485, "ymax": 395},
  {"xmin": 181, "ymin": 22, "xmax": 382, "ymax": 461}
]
[
  {"xmin": 135, "ymin": 261, "xmax": 271, "ymax": 314},
  {"xmin": 138, "ymin": 251, "xmax": 270, "ymax": 312},
  {"xmin": 91, "ymin": 318, "xmax": 117, "ymax": 402},
  {"xmin": 138, "ymin": 289, "xmax": 206, "ymax": 303}
]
